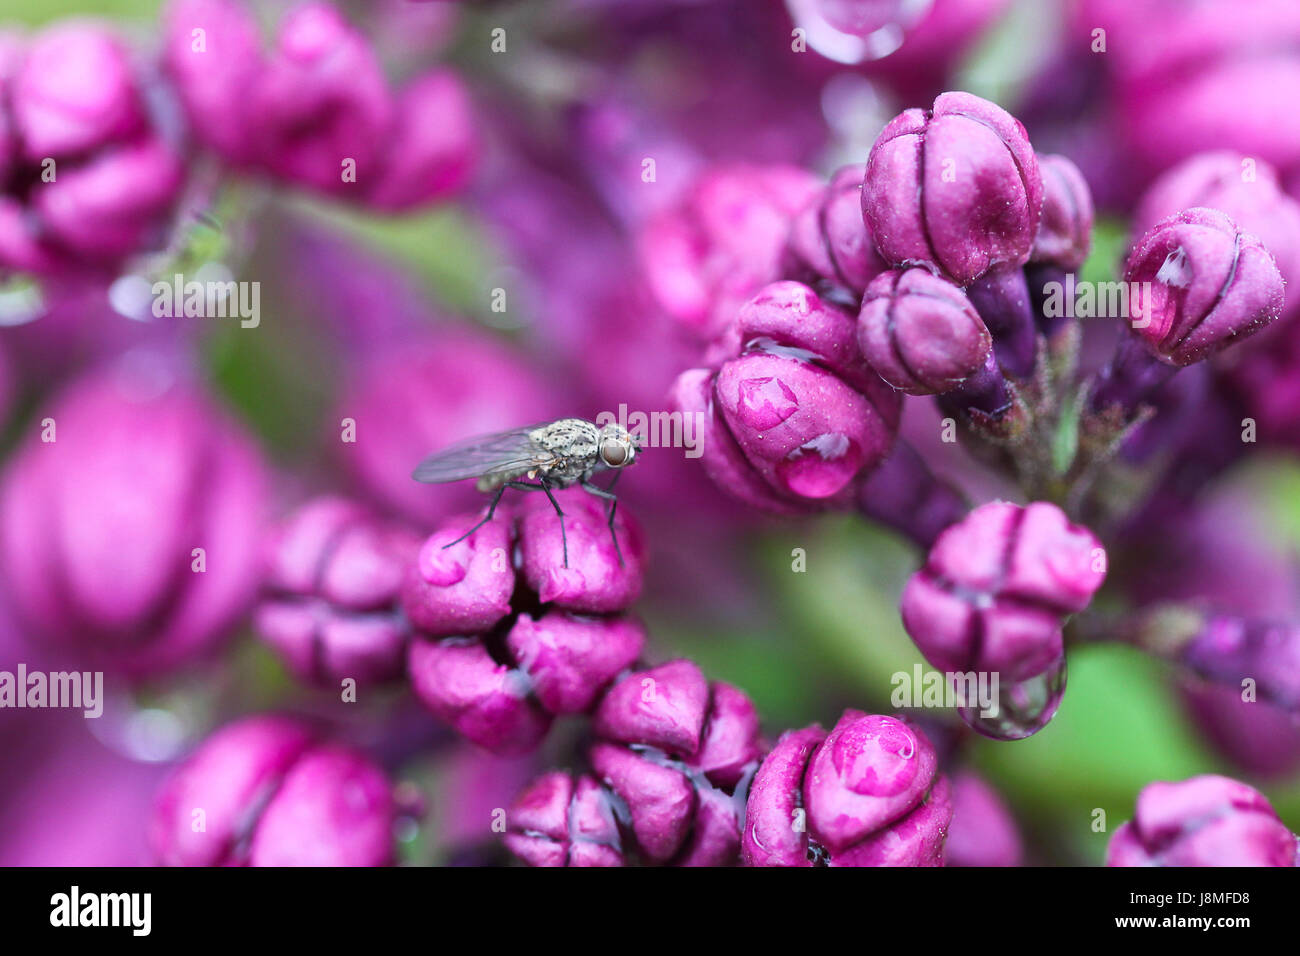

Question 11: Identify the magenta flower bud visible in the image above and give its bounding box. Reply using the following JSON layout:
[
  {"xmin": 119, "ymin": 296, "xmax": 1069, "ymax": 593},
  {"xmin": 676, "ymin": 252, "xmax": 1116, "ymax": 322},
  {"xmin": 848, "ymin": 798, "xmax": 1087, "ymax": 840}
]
[
  {"xmin": 405, "ymin": 498, "xmax": 647, "ymax": 755},
  {"xmin": 901, "ymin": 501, "xmax": 1106, "ymax": 683},
  {"xmin": 784, "ymin": 164, "xmax": 888, "ymax": 297},
  {"xmin": 33, "ymin": 138, "xmax": 184, "ymax": 260},
  {"xmin": 863, "ymin": 92, "xmax": 1043, "ymax": 285},
  {"xmin": 638, "ymin": 164, "xmax": 821, "ymax": 340},
  {"xmin": 150, "ymin": 716, "xmax": 396, "ymax": 867},
  {"xmin": 857, "ymin": 268, "xmax": 991, "ymax": 394},
  {"xmin": 251, "ymin": 3, "xmax": 392, "ymax": 194},
  {"xmin": 1125, "ymin": 207, "xmax": 1285, "ymax": 366},
  {"xmin": 742, "ymin": 712, "xmax": 952, "ymax": 867},
  {"xmin": 1030, "ymin": 153, "xmax": 1093, "ymax": 272},
  {"xmin": 408, "ymin": 636, "xmax": 552, "ymax": 756},
  {"xmin": 400, "ymin": 515, "xmax": 515, "ymax": 638},
  {"xmin": 163, "ymin": 0, "xmax": 262, "ymax": 161},
  {"xmin": 673, "ymin": 281, "xmax": 901, "ymax": 512},
  {"xmin": 593, "ymin": 659, "xmax": 710, "ymax": 755},
  {"xmin": 10, "ymin": 24, "xmax": 143, "ymax": 160},
  {"xmin": 1134, "ymin": 152, "xmax": 1300, "ymax": 322},
  {"xmin": 516, "ymin": 488, "xmax": 645, "ymax": 613},
  {"xmin": 0, "ymin": 364, "xmax": 269, "ymax": 678},
  {"xmin": 1178, "ymin": 614, "xmax": 1300, "ymax": 713},
  {"xmin": 500, "ymin": 660, "xmax": 763, "ymax": 867},
  {"xmin": 1107, "ymin": 775, "xmax": 1298, "ymax": 867},
  {"xmin": 364, "ymin": 70, "xmax": 477, "ymax": 210},
  {"xmin": 945, "ymin": 771, "xmax": 1023, "ymax": 867},
  {"xmin": 506, "ymin": 613, "xmax": 645, "ymax": 716},
  {"xmin": 256, "ymin": 497, "xmax": 421, "ymax": 685},
  {"xmin": 504, "ymin": 772, "xmax": 624, "ymax": 867},
  {"xmin": 0, "ymin": 23, "xmax": 184, "ymax": 273}
]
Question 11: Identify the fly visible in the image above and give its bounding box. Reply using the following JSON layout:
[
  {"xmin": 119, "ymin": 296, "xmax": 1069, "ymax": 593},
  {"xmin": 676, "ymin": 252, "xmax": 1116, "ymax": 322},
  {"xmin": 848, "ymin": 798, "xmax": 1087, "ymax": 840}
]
[{"xmin": 411, "ymin": 418, "xmax": 641, "ymax": 568}]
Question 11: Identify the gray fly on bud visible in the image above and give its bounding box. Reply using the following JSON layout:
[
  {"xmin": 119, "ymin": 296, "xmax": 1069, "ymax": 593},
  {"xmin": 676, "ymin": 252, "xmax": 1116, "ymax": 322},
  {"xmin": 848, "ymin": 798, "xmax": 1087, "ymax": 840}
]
[{"xmin": 412, "ymin": 418, "xmax": 642, "ymax": 567}]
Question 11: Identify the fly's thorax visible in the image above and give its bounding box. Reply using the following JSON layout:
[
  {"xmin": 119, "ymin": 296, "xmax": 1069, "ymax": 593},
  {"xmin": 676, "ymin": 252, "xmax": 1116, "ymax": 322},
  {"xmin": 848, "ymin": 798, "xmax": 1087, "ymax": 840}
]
[{"xmin": 531, "ymin": 419, "xmax": 601, "ymax": 460}]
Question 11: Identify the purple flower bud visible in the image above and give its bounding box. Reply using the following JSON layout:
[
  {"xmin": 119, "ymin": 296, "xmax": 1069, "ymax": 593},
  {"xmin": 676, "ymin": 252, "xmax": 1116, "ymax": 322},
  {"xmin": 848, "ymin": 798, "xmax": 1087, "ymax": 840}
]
[
  {"xmin": 405, "ymin": 499, "xmax": 647, "ymax": 754},
  {"xmin": 10, "ymin": 24, "xmax": 143, "ymax": 159},
  {"xmin": 945, "ymin": 771, "xmax": 1023, "ymax": 867},
  {"xmin": 901, "ymin": 501, "xmax": 1106, "ymax": 684},
  {"xmin": 863, "ymin": 92, "xmax": 1043, "ymax": 285},
  {"xmin": 503, "ymin": 656, "xmax": 763, "ymax": 867},
  {"xmin": 1030, "ymin": 153, "xmax": 1094, "ymax": 271},
  {"xmin": 1178, "ymin": 614, "xmax": 1300, "ymax": 713},
  {"xmin": 504, "ymin": 772, "xmax": 624, "ymax": 867},
  {"xmin": 163, "ymin": 0, "xmax": 262, "ymax": 161},
  {"xmin": 0, "ymin": 23, "xmax": 183, "ymax": 273},
  {"xmin": 408, "ymin": 636, "xmax": 552, "ymax": 756},
  {"xmin": 783, "ymin": 164, "xmax": 888, "ymax": 297},
  {"xmin": 516, "ymin": 488, "xmax": 645, "ymax": 613},
  {"xmin": 1125, "ymin": 207, "xmax": 1285, "ymax": 366},
  {"xmin": 150, "ymin": 715, "xmax": 396, "ymax": 867},
  {"xmin": 1181, "ymin": 683, "xmax": 1300, "ymax": 780},
  {"xmin": 673, "ymin": 281, "xmax": 901, "ymax": 512},
  {"xmin": 1134, "ymin": 151, "xmax": 1300, "ymax": 323},
  {"xmin": 639, "ymin": 164, "xmax": 822, "ymax": 340},
  {"xmin": 855, "ymin": 440, "xmax": 967, "ymax": 550},
  {"xmin": 400, "ymin": 515, "xmax": 516, "ymax": 637},
  {"xmin": 1107, "ymin": 775, "xmax": 1298, "ymax": 867},
  {"xmin": 164, "ymin": 0, "xmax": 476, "ymax": 207},
  {"xmin": 363, "ymin": 70, "xmax": 477, "ymax": 210},
  {"xmin": 256, "ymin": 497, "xmax": 421, "ymax": 685},
  {"xmin": 0, "ymin": 364, "xmax": 269, "ymax": 678},
  {"xmin": 857, "ymin": 267, "xmax": 991, "ymax": 394},
  {"xmin": 964, "ymin": 264, "xmax": 1038, "ymax": 380},
  {"xmin": 742, "ymin": 712, "xmax": 952, "ymax": 867}
]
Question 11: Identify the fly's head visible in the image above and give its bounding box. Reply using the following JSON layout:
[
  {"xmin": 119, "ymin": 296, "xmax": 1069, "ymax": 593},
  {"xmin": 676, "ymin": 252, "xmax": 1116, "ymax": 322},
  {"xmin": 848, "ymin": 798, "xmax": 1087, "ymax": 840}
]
[{"xmin": 596, "ymin": 423, "xmax": 640, "ymax": 470}]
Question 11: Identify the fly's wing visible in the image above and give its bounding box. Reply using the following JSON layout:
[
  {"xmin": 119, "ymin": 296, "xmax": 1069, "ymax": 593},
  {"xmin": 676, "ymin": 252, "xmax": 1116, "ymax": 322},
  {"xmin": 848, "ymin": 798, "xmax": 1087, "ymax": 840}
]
[{"xmin": 412, "ymin": 426, "xmax": 556, "ymax": 484}]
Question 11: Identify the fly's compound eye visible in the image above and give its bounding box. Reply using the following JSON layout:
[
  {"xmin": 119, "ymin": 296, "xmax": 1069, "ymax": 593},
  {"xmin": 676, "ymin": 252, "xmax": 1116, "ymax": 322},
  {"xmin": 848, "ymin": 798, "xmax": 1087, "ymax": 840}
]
[{"xmin": 600, "ymin": 439, "xmax": 630, "ymax": 467}]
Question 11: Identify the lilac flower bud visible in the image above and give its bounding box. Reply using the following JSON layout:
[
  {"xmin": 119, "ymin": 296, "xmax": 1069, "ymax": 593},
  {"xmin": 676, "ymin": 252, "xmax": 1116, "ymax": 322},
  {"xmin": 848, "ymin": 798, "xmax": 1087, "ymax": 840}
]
[
  {"xmin": 1125, "ymin": 208, "xmax": 1285, "ymax": 366},
  {"xmin": 11, "ymin": 24, "xmax": 143, "ymax": 159},
  {"xmin": 1030, "ymin": 153, "xmax": 1094, "ymax": 272},
  {"xmin": 400, "ymin": 515, "xmax": 516, "ymax": 637},
  {"xmin": 0, "ymin": 23, "xmax": 184, "ymax": 273},
  {"xmin": 1177, "ymin": 614, "xmax": 1300, "ymax": 713},
  {"xmin": 742, "ymin": 712, "xmax": 951, "ymax": 867},
  {"xmin": 503, "ymin": 659, "xmax": 762, "ymax": 867},
  {"xmin": 164, "ymin": 0, "xmax": 476, "ymax": 207},
  {"xmin": 639, "ymin": 164, "xmax": 821, "ymax": 340},
  {"xmin": 857, "ymin": 268, "xmax": 991, "ymax": 394},
  {"xmin": 1107, "ymin": 775, "xmax": 1298, "ymax": 867},
  {"xmin": 863, "ymin": 92, "xmax": 1043, "ymax": 285},
  {"xmin": 901, "ymin": 501, "xmax": 1106, "ymax": 683},
  {"xmin": 672, "ymin": 281, "xmax": 901, "ymax": 512},
  {"xmin": 945, "ymin": 771, "xmax": 1023, "ymax": 867},
  {"xmin": 964, "ymin": 264, "xmax": 1038, "ymax": 379},
  {"xmin": 406, "ymin": 499, "xmax": 646, "ymax": 754},
  {"xmin": 255, "ymin": 497, "xmax": 421, "ymax": 685},
  {"xmin": 150, "ymin": 715, "xmax": 396, "ymax": 867},
  {"xmin": 504, "ymin": 772, "xmax": 624, "ymax": 867},
  {"xmin": 516, "ymin": 488, "xmax": 645, "ymax": 613},
  {"xmin": 783, "ymin": 164, "xmax": 888, "ymax": 297},
  {"xmin": 364, "ymin": 70, "xmax": 477, "ymax": 210},
  {"xmin": 0, "ymin": 365, "xmax": 269, "ymax": 678},
  {"xmin": 1133, "ymin": 152, "xmax": 1300, "ymax": 322}
]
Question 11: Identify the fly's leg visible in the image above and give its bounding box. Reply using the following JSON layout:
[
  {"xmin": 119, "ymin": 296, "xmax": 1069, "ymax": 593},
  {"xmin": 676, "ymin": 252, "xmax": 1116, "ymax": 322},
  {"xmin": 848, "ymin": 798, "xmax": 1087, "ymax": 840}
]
[
  {"xmin": 580, "ymin": 477, "xmax": 623, "ymax": 568},
  {"xmin": 441, "ymin": 483, "xmax": 510, "ymax": 550},
  {"xmin": 538, "ymin": 477, "xmax": 569, "ymax": 568}
]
